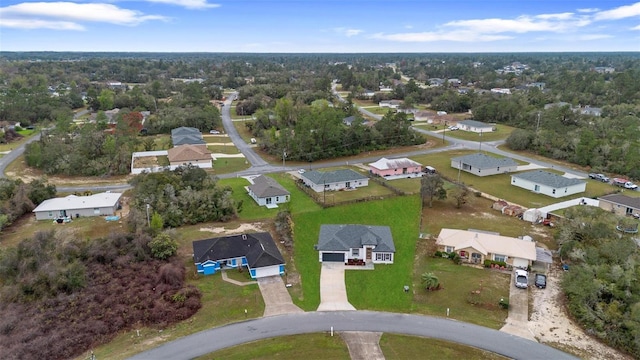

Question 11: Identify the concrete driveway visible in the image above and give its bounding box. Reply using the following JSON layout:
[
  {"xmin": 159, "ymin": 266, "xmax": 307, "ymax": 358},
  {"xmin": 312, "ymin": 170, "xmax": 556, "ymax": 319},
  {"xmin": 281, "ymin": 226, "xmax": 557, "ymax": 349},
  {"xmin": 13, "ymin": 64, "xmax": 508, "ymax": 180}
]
[
  {"xmin": 256, "ymin": 275, "xmax": 303, "ymax": 317},
  {"xmin": 500, "ymin": 270, "xmax": 537, "ymax": 341},
  {"xmin": 317, "ymin": 263, "xmax": 356, "ymax": 311}
]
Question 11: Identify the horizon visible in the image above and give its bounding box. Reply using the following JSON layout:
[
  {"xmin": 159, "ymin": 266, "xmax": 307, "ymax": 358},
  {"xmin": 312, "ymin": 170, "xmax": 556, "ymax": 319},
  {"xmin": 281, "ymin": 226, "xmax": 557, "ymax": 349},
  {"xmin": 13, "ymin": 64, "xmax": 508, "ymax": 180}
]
[{"xmin": 1, "ymin": 1, "xmax": 640, "ymax": 52}]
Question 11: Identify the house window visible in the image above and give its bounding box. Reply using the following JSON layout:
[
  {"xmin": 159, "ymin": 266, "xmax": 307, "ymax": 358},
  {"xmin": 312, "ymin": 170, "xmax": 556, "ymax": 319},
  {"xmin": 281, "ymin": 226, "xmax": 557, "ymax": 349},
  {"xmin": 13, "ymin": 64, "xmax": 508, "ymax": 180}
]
[
  {"xmin": 48, "ymin": 211, "xmax": 53, "ymax": 217},
  {"xmin": 93, "ymin": 208, "xmax": 100, "ymax": 214},
  {"xmin": 375, "ymin": 253, "xmax": 392, "ymax": 261},
  {"xmin": 276, "ymin": 197, "xmax": 279, "ymax": 202},
  {"xmin": 497, "ymin": 167, "xmax": 500, "ymax": 172},
  {"xmin": 266, "ymin": 198, "xmax": 272, "ymax": 204},
  {"xmin": 324, "ymin": 184, "xmax": 330, "ymax": 189},
  {"xmin": 345, "ymin": 181, "xmax": 351, "ymax": 188},
  {"xmin": 552, "ymin": 189, "xmax": 556, "ymax": 194},
  {"xmin": 444, "ymin": 246, "xmax": 454, "ymax": 253},
  {"xmin": 534, "ymin": 185, "xmax": 540, "ymax": 192},
  {"xmin": 494, "ymin": 254, "xmax": 507, "ymax": 262},
  {"xmin": 352, "ymin": 249, "xmax": 360, "ymax": 257}
]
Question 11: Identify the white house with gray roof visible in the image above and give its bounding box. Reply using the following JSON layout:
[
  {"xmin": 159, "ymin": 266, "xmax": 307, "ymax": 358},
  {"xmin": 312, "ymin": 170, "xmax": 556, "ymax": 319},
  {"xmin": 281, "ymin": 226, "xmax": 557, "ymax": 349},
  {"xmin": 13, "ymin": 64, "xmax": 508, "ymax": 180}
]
[
  {"xmin": 247, "ymin": 175, "xmax": 290, "ymax": 208},
  {"xmin": 450, "ymin": 153, "xmax": 518, "ymax": 177},
  {"xmin": 315, "ymin": 224, "xmax": 395, "ymax": 264},
  {"xmin": 511, "ymin": 170, "xmax": 586, "ymax": 198},
  {"xmin": 33, "ymin": 192, "xmax": 122, "ymax": 220},
  {"xmin": 300, "ymin": 169, "xmax": 369, "ymax": 193},
  {"xmin": 456, "ymin": 120, "xmax": 495, "ymax": 133}
]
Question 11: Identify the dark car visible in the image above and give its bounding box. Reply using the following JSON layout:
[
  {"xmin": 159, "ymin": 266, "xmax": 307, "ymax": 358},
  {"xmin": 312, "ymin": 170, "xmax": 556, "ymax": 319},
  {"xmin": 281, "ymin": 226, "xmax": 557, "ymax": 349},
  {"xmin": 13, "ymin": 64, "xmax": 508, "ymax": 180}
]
[{"xmin": 535, "ymin": 274, "xmax": 547, "ymax": 289}]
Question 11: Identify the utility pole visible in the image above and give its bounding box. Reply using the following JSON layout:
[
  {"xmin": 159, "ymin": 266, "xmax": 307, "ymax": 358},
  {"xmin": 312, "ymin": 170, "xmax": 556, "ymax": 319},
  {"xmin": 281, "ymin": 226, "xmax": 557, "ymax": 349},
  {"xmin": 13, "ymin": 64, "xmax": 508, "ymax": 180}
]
[
  {"xmin": 282, "ymin": 150, "xmax": 287, "ymax": 169},
  {"xmin": 536, "ymin": 112, "xmax": 541, "ymax": 132},
  {"xmin": 442, "ymin": 121, "xmax": 447, "ymax": 143}
]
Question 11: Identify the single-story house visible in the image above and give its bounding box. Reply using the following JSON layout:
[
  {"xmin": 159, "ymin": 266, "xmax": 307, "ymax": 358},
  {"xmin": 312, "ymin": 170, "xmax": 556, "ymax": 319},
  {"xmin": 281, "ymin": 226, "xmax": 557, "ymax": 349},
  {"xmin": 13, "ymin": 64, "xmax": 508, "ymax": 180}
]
[
  {"xmin": 247, "ymin": 175, "xmax": 290, "ymax": 208},
  {"xmin": 300, "ymin": 169, "xmax": 369, "ymax": 193},
  {"xmin": 511, "ymin": 170, "xmax": 586, "ymax": 198},
  {"xmin": 450, "ymin": 153, "xmax": 518, "ymax": 176},
  {"xmin": 414, "ymin": 111, "xmax": 436, "ymax": 122},
  {"xmin": 360, "ymin": 89, "xmax": 376, "ymax": 97},
  {"xmin": 369, "ymin": 157, "xmax": 422, "ymax": 179},
  {"xmin": 436, "ymin": 228, "xmax": 537, "ymax": 269},
  {"xmin": 32, "ymin": 192, "xmax": 123, "ymax": 220},
  {"xmin": 167, "ymin": 144, "xmax": 212, "ymax": 168},
  {"xmin": 171, "ymin": 126, "xmax": 206, "ymax": 146},
  {"xmin": 316, "ymin": 224, "xmax": 395, "ymax": 264},
  {"xmin": 192, "ymin": 232, "xmax": 285, "ymax": 278},
  {"xmin": 456, "ymin": 120, "xmax": 495, "ymax": 133},
  {"xmin": 598, "ymin": 194, "xmax": 640, "ymax": 216}
]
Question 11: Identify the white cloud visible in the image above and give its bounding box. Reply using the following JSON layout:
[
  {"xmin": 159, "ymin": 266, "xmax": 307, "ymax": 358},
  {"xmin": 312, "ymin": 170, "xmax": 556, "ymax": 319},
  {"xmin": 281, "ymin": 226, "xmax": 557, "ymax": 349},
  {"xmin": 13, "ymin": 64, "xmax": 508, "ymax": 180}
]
[
  {"xmin": 0, "ymin": 2, "xmax": 167, "ymax": 30},
  {"xmin": 577, "ymin": 34, "xmax": 613, "ymax": 40},
  {"xmin": 535, "ymin": 12, "xmax": 575, "ymax": 20},
  {"xmin": 371, "ymin": 31, "xmax": 511, "ymax": 42},
  {"xmin": 632, "ymin": 24, "xmax": 640, "ymax": 30},
  {"xmin": 333, "ymin": 27, "xmax": 363, "ymax": 37},
  {"xmin": 594, "ymin": 2, "xmax": 640, "ymax": 20},
  {"xmin": 142, "ymin": 0, "xmax": 220, "ymax": 10},
  {"xmin": 577, "ymin": 8, "xmax": 600, "ymax": 13},
  {"xmin": 444, "ymin": 15, "xmax": 591, "ymax": 34}
]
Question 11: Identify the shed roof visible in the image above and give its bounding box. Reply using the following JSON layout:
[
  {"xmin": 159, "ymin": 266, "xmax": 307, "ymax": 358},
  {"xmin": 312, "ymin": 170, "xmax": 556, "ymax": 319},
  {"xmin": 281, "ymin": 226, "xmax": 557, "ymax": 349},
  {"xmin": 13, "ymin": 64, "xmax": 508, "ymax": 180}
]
[
  {"xmin": 451, "ymin": 153, "xmax": 517, "ymax": 170},
  {"xmin": 316, "ymin": 224, "xmax": 395, "ymax": 253},
  {"xmin": 33, "ymin": 192, "xmax": 122, "ymax": 213},
  {"xmin": 511, "ymin": 170, "xmax": 585, "ymax": 188}
]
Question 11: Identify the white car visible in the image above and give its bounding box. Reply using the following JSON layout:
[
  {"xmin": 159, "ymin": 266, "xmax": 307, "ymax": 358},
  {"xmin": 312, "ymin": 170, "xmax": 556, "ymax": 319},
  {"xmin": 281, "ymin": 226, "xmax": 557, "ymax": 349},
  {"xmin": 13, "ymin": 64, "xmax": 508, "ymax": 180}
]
[
  {"xmin": 209, "ymin": 130, "xmax": 220, "ymax": 134},
  {"xmin": 298, "ymin": 169, "xmax": 306, "ymax": 174},
  {"xmin": 448, "ymin": 126, "xmax": 459, "ymax": 131},
  {"xmin": 515, "ymin": 269, "xmax": 528, "ymax": 289}
]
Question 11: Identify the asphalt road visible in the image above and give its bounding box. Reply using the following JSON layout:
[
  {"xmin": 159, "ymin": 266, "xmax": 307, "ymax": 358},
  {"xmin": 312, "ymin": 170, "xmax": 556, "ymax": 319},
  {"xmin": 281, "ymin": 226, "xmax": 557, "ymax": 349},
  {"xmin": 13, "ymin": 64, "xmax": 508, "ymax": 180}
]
[
  {"xmin": 128, "ymin": 311, "xmax": 578, "ymax": 360},
  {"xmin": 221, "ymin": 93, "xmax": 269, "ymax": 169}
]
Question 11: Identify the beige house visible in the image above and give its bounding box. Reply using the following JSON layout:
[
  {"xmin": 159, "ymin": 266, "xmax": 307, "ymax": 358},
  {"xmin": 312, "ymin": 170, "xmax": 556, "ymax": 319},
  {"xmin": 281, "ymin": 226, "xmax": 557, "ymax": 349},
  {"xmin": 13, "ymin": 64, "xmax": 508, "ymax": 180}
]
[
  {"xmin": 435, "ymin": 228, "xmax": 537, "ymax": 269},
  {"xmin": 598, "ymin": 194, "xmax": 640, "ymax": 217},
  {"xmin": 167, "ymin": 144, "xmax": 212, "ymax": 168}
]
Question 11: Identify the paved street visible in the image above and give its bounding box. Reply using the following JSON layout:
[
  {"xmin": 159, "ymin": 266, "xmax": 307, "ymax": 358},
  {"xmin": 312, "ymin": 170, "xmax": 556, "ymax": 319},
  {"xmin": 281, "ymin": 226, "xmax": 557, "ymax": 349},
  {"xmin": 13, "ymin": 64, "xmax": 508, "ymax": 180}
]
[{"xmin": 128, "ymin": 311, "xmax": 579, "ymax": 360}]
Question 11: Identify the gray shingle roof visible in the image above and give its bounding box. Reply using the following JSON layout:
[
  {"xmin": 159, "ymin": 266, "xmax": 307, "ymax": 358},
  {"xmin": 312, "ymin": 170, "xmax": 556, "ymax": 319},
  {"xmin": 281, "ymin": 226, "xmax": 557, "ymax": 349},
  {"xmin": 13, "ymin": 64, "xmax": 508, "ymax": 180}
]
[
  {"xmin": 451, "ymin": 153, "xmax": 517, "ymax": 169},
  {"xmin": 598, "ymin": 194, "xmax": 640, "ymax": 210},
  {"xmin": 192, "ymin": 232, "xmax": 284, "ymax": 268},
  {"xmin": 317, "ymin": 225, "xmax": 395, "ymax": 253},
  {"xmin": 457, "ymin": 120, "xmax": 493, "ymax": 128},
  {"xmin": 511, "ymin": 170, "xmax": 585, "ymax": 188},
  {"xmin": 171, "ymin": 127, "xmax": 205, "ymax": 146},
  {"xmin": 302, "ymin": 169, "xmax": 367, "ymax": 186},
  {"xmin": 249, "ymin": 175, "xmax": 290, "ymax": 198}
]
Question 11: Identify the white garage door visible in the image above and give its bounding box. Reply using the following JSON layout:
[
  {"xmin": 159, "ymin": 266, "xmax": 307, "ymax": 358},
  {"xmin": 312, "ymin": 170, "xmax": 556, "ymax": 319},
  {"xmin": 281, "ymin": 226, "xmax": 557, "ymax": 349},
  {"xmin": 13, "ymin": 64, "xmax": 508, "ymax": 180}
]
[
  {"xmin": 255, "ymin": 265, "xmax": 281, "ymax": 278},
  {"xmin": 513, "ymin": 258, "xmax": 529, "ymax": 269}
]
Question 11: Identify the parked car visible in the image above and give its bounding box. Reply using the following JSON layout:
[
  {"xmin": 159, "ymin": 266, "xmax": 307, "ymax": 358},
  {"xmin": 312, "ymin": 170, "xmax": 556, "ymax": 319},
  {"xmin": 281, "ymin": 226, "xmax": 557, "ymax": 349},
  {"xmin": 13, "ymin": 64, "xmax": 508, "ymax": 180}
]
[
  {"xmin": 588, "ymin": 173, "xmax": 610, "ymax": 182},
  {"xmin": 612, "ymin": 178, "xmax": 638, "ymax": 189},
  {"xmin": 209, "ymin": 130, "xmax": 221, "ymax": 134},
  {"xmin": 534, "ymin": 274, "xmax": 547, "ymax": 289},
  {"xmin": 515, "ymin": 269, "xmax": 528, "ymax": 289},
  {"xmin": 298, "ymin": 169, "xmax": 305, "ymax": 174},
  {"xmin": 448, "ymin": 126, "xmax": 459, "ymax": 131}
]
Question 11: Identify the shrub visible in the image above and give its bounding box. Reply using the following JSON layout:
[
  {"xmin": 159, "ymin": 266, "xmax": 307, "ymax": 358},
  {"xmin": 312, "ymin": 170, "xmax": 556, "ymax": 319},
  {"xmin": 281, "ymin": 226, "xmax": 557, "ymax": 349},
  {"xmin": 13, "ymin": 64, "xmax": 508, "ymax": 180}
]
[
  {"xmin": 434, "ymin": 250, "xmax": 442, "ymax": 258},
  {"xmin": 158, "ymin": 263, "xmax": 184, "ymax": 287},
  {"xmin": 499, "ymin": 298, "xmax": 509, "ymax": 309},
  {"xmin": 149, "ymin": 233, "xmax": 178, "ymax": 260}
]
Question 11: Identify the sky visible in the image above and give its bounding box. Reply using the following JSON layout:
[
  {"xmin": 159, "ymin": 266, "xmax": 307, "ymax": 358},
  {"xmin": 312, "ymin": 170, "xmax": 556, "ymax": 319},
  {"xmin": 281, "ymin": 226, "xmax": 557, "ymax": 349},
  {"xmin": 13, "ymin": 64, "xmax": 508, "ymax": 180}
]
[{"xmin": 1, "ymin": 0, "xmax": 639, "ymax": 52}]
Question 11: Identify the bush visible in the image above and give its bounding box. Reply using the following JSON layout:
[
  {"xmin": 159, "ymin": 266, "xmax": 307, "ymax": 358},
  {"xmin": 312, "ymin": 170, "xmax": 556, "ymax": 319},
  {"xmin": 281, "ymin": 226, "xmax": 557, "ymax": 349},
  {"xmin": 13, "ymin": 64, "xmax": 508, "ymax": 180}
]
[
  {"xmin": 434, "ymin": 250, "xmax": 442, "ymax": 258},
  {"xmin": 149, "ymin": 233, "xmax": 178, "ymax": 260},
  {"xmin": 499, "ymin": 298, "xmax": 509, "ymax": 309}
]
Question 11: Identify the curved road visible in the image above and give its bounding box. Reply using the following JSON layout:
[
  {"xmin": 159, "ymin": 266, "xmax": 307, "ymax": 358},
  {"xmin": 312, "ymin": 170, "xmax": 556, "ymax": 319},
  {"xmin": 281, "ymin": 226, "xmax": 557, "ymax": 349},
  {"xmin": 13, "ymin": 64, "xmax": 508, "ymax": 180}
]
[{"xmin": 128, "ymin": 311, "xmax": 578, "ymax": 360}]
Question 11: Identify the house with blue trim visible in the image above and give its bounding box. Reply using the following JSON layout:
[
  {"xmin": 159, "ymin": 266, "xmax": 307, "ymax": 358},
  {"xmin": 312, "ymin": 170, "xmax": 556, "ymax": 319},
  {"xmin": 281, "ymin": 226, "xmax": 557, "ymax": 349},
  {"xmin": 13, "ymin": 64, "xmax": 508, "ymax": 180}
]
[{"xmin": 192, "ymin": 232, "xmax": 285, "ymax": 279}]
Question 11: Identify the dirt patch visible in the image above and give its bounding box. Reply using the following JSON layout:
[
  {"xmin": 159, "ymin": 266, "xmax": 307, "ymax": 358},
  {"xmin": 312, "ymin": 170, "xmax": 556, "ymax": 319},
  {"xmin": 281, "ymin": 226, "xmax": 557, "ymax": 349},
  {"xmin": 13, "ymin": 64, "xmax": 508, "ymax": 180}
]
[
  {"xmin": 528, "ymin": 266, "xmax": 632, "ymax": 360},
  {"xmin": 199, "ymin": 222, "xmax": 265, "ymax": 234}
]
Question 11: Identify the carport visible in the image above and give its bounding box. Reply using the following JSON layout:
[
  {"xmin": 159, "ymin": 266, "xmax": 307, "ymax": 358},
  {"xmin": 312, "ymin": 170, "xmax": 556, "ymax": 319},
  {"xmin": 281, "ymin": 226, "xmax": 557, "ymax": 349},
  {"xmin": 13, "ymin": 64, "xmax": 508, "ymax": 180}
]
[{"xmin": 322, "ymin": 252, "xmax": 345, "ymax": 262}]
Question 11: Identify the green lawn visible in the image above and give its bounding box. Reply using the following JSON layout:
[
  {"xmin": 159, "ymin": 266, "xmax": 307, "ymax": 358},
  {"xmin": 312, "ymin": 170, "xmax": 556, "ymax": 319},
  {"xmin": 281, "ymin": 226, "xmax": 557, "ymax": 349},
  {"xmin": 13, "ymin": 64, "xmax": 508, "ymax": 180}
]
[
  {"xmin": 207, "ymin": 144, "xmax": 240, "ymax": 154},
  {"xmin": 218, "ymin": 173, "xmax": 321, "ymax": 221},
  {"xmin": 199, "ymin": 333, "xmax": 350, "ymax": 360},
  {"xmin": 414, "ymin": 124, "xmax": 515, "ymax": 143},
  {"xmin": 292, "ymin": 195, "xmax": 421, "ymax": 311},
  {"xmin": 0, "ymin": 129, "xmax": 38, "ymax": 152},
  {"xmin": 212, "ymin": 157, "xmax": 251, "ymax": 175},
  {"xmin": 410, "ymin": 149, "xmax": 608, "ymax": 208},
  {"xmin": 380, "ymin": 334, "xmax": 508, "ymax": 360}
]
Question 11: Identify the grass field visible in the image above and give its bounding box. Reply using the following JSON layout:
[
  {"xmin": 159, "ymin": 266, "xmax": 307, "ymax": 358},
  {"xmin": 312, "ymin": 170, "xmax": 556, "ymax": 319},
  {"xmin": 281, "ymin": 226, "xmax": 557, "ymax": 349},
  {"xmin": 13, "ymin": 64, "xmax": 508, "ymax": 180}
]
[
  {"xmin": 207, "ymin": 144, "xmax": 241, "ymax": 154},
  {"xmin": 414, "ymin": 124, "xmax": 516, "ymax": 143},
  {"xmin": 292, "ymin": 195, "xmax": 421, "ymax": 311},
  {"xmin": 212, "ymin": 157, "xmax": 251, "ymax": 175},
  {"xmin": 380, "ymin": 334, "xmax": 509, "ymax": 360}
]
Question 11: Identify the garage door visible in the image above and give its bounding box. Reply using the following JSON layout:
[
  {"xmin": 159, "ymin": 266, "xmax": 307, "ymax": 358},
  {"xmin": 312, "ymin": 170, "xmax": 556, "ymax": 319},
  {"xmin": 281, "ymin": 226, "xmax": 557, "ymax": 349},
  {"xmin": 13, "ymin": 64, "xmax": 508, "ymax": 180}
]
[{"xmin": 322, "ymin": 253, "xmax": 345, "ymax": 262}]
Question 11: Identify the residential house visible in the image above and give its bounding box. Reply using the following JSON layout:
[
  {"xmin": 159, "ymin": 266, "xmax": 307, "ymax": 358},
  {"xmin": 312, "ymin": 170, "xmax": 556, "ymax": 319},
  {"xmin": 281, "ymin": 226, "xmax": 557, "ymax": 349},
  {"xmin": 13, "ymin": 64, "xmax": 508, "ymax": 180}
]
[
  {"xmin": 414, "ymin": 111, "xmax": 436, "ymax": 122},
  {"xmin": 360, "ymin": 89, "xmax": 376, "ymax": 98},
  {"xmin": 456, "ymin": 120, "xmax": 495, "ymax": 133},
  {"xmin": 192, "ymin": 232, "xmax": 285, "ymax": 278},
  {"xmin": 316, "ymin": 224, "xmax": 395, "ymax": 264},
  {"xmin": 593, "ymin": 66, "xmax": 615, "ymax": 74},
  {"xmin": 436, "ymin": 228, "xmax": 537, "ymax": 269},
  {"xmin": 447, "ymin": 78, "xmax": 461, "ymax": 87},
  {"xmin": 247, "ymin": 175, "xmax": 290, "ymax": 208},
  {"xmin": 167, "ymin": 144, "xmax": 212, "ymax": 168},
  {"xmin": 171, "ymin": 126, "xmax": 206, "ymax": 146},
  {"xmin": 450, "ymin": 153, "xmax": 518, "ymax": 176},
  {"xmin": 378, "ymin": 100, "xmax": 403, "ymax": 109},
  {"xmin": 428, "ymin": 78, "xmax": 445, "ymax": 86},
  {"xmin": 598, "ymin": 194, "xmax": 640, "ymax": 217},
  {"xmin": 378, "ymin": 85, "xmax": 393, "ymax": 92},
  {"xmin": 32, "ymin": 192, "xmax": 122, "ymax": 220},
  {"xmin": 300, "ymin": 169, "xmax": 369, "ymax": 193},
  {"xmin": 490, "ymin": 88, "xmax": 511, "ymax": 95},
  {"xmin": 526, "ymin": 82, "xmax": 546, "ymax": 90},
  {"xmin": 369, "ymin": 157, "xmax": 423, "ymax": 179},
  {"xmin": 511, "ymin": 170, "xmax": 586, "ymax": 198},
  {"xmin": 578, "ymin": 106, "xmax": 602, "ymax": 117},
  {"xmin": 342, "ymin": 115, "xmax": 357, "ymax": 126}
]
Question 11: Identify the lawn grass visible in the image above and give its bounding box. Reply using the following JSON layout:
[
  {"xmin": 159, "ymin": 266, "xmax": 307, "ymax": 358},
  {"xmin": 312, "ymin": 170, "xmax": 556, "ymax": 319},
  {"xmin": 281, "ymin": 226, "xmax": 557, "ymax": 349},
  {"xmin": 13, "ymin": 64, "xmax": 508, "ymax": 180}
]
[
  {"xmin": 380, "ymin": 334, "xmax": 508, "ymax": 360},
  {"xmin": 218, "ymin": 173, "xmax": 321, "ymax": 221},
  {"xmin": 414, "ymin": 124, "xmax": 515, "ymax": 143},
  {"xmin": 207, "ymin": 144, "xmax": 240, "ymax": 154},
  {"xmin": 292, "ymin": 195, "xmax": 421, "ymax": 311},
  {"xmin": 198, "ymin": 333, "xmax": 350, "ymax": 360},
  {"xmin": 382, "ymin": 177, "xmax": 421, "ymax": 194},
  {"xmin": 212, "ymin": 157, "xmax": 250, "ymax": 175},
  {"xmin": 232, "ymin": 119, "xmax": 255, "ymax": 143},
  {"xmin": 410, "ymin": 149, "xmax": 608, "ymax": 208}
]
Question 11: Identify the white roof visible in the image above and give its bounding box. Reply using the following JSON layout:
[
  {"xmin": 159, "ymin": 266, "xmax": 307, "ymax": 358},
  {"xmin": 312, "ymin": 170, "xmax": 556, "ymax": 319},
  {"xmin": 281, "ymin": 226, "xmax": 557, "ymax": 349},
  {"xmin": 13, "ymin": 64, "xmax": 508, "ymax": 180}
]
[
  {"xmin": 436, "ymin": 228, "xmax": 536, "ymax": 261},
  {"xmin": 369, "ymin": 157, "xmax": 421, "ymax": 171},
  {"xmin": 33, "ymin": 192, "xmax": 123, "ymax": 213}
]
